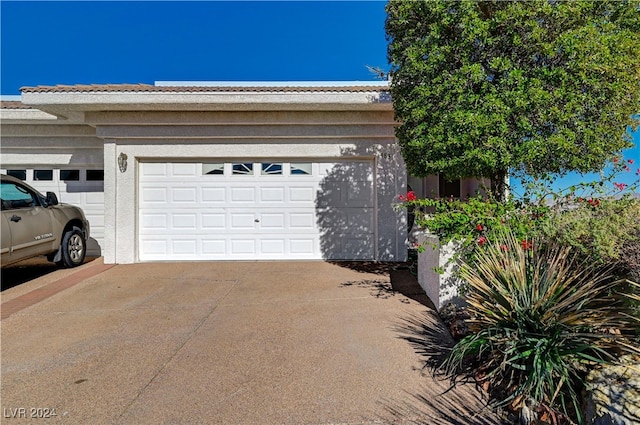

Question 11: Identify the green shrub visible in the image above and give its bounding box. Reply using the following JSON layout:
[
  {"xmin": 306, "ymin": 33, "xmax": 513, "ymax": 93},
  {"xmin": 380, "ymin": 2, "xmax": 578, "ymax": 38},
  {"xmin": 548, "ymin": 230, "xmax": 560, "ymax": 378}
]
[
  {"xmin": 541, "ymin": 197, "xmax": 640, "ymax": 280},
  {"xmin": 440, "ymin": 230, "xmax": 639, "ymax": 424},
  {"xmin": 408, "ymin": 195, "xmax": 548, "ymax": 268}
]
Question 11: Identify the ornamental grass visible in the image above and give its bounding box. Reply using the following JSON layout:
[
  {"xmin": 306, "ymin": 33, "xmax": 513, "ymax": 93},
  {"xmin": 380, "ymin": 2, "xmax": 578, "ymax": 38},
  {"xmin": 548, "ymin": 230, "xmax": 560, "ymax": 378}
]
[{"xmin": 440, "ymin": 230, "xmax": 639, "ymax": 424}]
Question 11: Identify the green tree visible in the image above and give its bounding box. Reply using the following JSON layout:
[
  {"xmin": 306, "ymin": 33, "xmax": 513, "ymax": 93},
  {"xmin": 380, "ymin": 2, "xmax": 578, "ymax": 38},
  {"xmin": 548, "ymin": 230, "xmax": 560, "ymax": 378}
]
[{"xmin": 386, "ymin": 0, "xmax": 640, "ymax": 200}]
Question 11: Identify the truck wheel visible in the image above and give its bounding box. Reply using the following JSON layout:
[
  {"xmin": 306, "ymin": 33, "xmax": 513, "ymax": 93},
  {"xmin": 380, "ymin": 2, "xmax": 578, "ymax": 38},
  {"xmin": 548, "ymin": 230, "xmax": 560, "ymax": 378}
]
[{"xmin": 59, "ymin": 228, "xmax": 86, "ymax": 268}]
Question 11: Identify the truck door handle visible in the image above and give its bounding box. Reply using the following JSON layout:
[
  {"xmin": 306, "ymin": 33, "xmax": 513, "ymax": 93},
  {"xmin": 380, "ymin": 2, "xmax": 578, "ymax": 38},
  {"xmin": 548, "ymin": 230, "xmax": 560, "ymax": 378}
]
[{"xmin": 10, "ymin": 215, "xmax": 21, "ymax": 222}]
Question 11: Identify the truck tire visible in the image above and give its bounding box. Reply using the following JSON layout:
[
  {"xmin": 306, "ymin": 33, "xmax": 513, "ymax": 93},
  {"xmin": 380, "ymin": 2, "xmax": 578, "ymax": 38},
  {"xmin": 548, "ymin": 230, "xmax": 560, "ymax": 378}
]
[{"xmin": 59, "ymin": 227, "xmax": 86, "ymax": 268}]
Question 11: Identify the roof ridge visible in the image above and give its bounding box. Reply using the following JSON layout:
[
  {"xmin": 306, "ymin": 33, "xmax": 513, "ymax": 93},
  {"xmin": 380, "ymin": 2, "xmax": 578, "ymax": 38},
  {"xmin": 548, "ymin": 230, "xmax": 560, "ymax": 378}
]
[
  {"xmin": 0, "ymin": 100, "xmax": 33, "ymax": 109},
  {"xmin": 20, "ymin": 83, "xmax": 390, "ymax": 94}
]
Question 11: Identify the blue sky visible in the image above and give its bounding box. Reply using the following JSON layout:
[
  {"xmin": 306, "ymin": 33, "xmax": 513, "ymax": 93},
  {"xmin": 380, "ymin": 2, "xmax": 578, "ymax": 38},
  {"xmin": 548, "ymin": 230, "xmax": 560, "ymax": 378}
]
[
  {"xmin": 1, "ymin": 1, "xmax": 637, "ymax": 190},
  {"xmin": 0, "ymin": 1, "xmax": 389, "ymax": 89}
]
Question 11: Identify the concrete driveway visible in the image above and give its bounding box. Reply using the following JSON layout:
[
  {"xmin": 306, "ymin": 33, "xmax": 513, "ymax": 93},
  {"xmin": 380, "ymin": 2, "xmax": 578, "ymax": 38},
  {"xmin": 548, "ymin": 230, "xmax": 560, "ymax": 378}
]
[{"xmin": 1, "ymin": 260, "xmax": 499, "ymax": 425}]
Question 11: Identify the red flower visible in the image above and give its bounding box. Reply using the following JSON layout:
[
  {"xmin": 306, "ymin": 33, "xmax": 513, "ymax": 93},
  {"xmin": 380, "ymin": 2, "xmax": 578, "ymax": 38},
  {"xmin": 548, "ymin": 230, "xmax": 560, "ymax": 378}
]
[
  {"xmin": 520, "ymin": 240, "xmax": 533, "ymax": 250},
  {"xmin": 628, "ymin": 159, "xmax": 635, "ymax": 164},
  {"xmin": 613, "ymin": 157, "xmax": 619, "ymax": 163},
  {"xmin": 406, "ymin": 191, "xmax": 417, "ymax": 201},
  {"xmin": 476, "ymin": 224, "xmax": 483, "ymax": 231},
  {"xmin": 398, "ymin": 194, "xmax": 405, "ymax": 201},
  {"xmin": 477, "ymin": 236, "xmax": 487, "ymax": 246}
]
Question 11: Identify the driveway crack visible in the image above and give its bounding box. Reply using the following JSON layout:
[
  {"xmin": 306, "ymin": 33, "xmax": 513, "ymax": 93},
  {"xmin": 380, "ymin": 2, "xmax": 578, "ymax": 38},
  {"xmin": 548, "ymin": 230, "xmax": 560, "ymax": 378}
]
[{"xmin": 116, "ymin": 278, "xmax": 239, "ymax": 421}]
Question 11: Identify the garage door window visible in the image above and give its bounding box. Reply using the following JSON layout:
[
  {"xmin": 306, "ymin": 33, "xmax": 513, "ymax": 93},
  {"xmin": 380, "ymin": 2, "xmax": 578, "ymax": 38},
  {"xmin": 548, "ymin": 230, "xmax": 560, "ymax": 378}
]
[
  {"xmin": 261, "ymin": 163, "xmax": 282, "ymax": 175},
  {"xmin": 86, "ymin": 170, "xmax": 104, "ymax": 181},
  {"xmin": 34, "ymin": 170, "xmax": 54, "ymax": 181},
  {"xmin": 203, "ymin": 163, "xmax": 224, "ymax": 175},
  {"xmin": 6, "ymin": 170, "xmax": 27, "ymax": 180},
  {"xmin": 291, "ymin": 163, "xmax": 311, "ymax": 175},
  {"xmin": 232, "ymin": 163, "xmax": 253, "ymax": 175},
  {"xmin": 60, "ymin": 170, "xmax": 80, "ymax": 181}
]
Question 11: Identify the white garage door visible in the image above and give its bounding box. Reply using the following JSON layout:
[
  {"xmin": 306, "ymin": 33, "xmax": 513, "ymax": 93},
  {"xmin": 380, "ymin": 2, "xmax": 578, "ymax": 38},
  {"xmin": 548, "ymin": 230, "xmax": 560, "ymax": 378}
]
[
  {"xmin": 0, "ymin": 168, "xmax": 105, "ymax": 257},
  {"xmin": 138, "ymin": 161, "xmax": 374, "ymax": 261}
]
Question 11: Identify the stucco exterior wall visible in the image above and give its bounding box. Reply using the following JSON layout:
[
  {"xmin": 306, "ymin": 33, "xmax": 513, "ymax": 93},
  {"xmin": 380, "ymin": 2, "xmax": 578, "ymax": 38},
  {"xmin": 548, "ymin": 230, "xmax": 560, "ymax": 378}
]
[
  {"xmin": 0, "ymin": 122, "xmax": 103, "ymax": 168},
  {"xmin": 92, "ymin": 110, "xmax": 406, "ymax": 264}
]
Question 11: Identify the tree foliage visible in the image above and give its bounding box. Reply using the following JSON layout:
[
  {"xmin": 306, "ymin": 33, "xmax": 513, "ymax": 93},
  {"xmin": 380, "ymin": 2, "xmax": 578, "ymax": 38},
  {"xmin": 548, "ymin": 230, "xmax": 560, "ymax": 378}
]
[{"xmin": 385, "ymin": 0, "xmax": 640, "ymax": 197}]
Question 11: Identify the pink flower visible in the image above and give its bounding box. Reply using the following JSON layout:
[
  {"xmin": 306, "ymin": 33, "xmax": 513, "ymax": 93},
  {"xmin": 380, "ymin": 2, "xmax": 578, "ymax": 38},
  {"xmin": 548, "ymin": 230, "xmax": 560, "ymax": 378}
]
[
  {"xmin": 398, "ymin": 194, "xmax": 405, "ymax": 201},
  {"xmin": 500, "ymin": 244, "xmax": 509, "ymax": 252},
  {"xmin": 477, "ymin": 236, "xmax": 487, "ymax": 246},
  {"xmin": 628, "ymin": 159, "xmax": 635, "ymax": 164},
  {"xmin": 614, "ymin": 182, "xmax": 628, "ymax": 191},
  {"xmin": 613, "ymin": 157, "xmax": 619, "ymax": 163},
  {"xmin": 406, "ymin": 191, "xmax": 417, "ymax": 201}
]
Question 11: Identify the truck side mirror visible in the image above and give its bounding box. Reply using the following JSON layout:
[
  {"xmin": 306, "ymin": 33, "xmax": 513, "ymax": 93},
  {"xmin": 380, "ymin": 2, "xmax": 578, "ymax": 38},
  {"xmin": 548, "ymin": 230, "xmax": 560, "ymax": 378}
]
[{"xmin": 45, "ymin": 192, "xmax": 59, "ymax": 206}]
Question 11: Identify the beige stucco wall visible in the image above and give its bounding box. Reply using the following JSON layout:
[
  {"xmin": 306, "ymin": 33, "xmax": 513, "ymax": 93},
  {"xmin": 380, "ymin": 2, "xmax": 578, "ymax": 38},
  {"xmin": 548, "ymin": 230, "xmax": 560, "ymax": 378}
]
[
  {"xmin": 0, "ymin": 122, "xmax": 103, "ymax": 168},
  {"xmin": 91, "ymin": 110, "xmax": 406, "ymax": 264}
]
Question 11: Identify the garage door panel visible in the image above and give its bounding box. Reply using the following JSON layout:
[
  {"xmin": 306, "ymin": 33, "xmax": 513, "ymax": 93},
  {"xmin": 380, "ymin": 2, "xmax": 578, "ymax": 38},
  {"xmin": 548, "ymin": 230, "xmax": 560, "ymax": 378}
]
[
  {"xmin": 172, "ymin": 188, "xmax": 197, "ymax": 203},
  {"xmin": 202, "ymin": 213, "xmax": 225, "ymax": 229},
  {"xmin": 202, "ymin": 187, "xmax": 226, "ymax": 203},
  {"xmin": 318, "ymin": 162, "xmax": 373, "ymax": 181},
  {"xmin": 260, "ymin": 239, "xmax": 285, "ymax": 254},
  {"xmin": 172, "ymin": 214, "xmax": 197, "ymax": 229},
  {"xmin": 202, "ymin": 239, "xmax": 226, "ymax": 255},
  {"xmin": 259, "ymin": 213, "xmax": 285, "ymax": 229},
  {"xmin": 230, "ymin": 213, "xmax": 257, "ymax": 229},
  {"xmin": 289, "ymin": 187, "xmax": 315, "ymax": 202},
  {"xmin": 230, "ymin": 187, "xmax": 256, "ymax": 202},
  {"xmin": 142, "ymin": 187, "xmax": 168, "ymax": 203},
  {"xmin": 231, "ymin": 239, "xmax": 256, "ymax": 255},
  {"xmin": 142, "ymin": 163, "xmax": 168, "ymax": 176},
  {"xmin": 260, "ymin": 187, "xmax": 285, "ymax": 202},
  {"xmin": 346, "ymin": 183, "xmax": 374, "ymax": 207},
  {"xmin": 171, "ymin": 163, "xmax": 198, "ymax": 176},
  {"xmin": 172, "ymin": 240, "xmax": 197, "ymax": 255},
  {"xmin": 138, "ymin": 161, "xmax": 375, "ymax": 261},
  {"xmin": 290, "ymin": 239, "xmax": 315, "ymax": 255},
  {"xmin": 289, "ymin": 213, "xmax": 314, "ymax": 229},
  {"xmin": 318, "ymin": 208, "xmax": 373, "ymax": 232},
  {"xmin": 141, "ymin": 239, "xmax": 168, "ymax": 255},
  {"xmin": 325, "ymin": 235, "xmax": 375, "ymax": 260},
  {"xmin": 141, "ymin": 213, "xmax": 168, "ymax": 229}
]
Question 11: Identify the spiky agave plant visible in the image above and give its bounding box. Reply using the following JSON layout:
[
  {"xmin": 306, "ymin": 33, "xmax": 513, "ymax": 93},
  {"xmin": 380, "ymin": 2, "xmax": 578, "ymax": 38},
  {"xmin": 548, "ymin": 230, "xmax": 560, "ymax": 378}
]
[{"xmin": 441, "ymin": 230, "xmax": 639, "ymax": 423}]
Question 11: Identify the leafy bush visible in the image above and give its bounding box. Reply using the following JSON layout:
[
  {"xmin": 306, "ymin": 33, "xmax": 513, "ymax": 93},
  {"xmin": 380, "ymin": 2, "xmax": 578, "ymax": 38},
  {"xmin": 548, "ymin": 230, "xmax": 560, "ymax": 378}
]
[
  {"xmin": 440, "ymin": 230, "xmax": 639, "ymax": 424},
  {"xmin": 541, "ymin": 197, "xmax": 640, "ymax": 281}
]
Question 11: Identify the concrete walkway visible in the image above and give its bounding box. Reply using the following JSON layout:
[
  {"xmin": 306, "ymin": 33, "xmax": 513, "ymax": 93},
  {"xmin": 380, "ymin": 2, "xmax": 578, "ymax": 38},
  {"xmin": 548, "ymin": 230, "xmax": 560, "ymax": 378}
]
[{"xmin": 1, "ymin": 261, "xmax": 500, "ymax": 425}]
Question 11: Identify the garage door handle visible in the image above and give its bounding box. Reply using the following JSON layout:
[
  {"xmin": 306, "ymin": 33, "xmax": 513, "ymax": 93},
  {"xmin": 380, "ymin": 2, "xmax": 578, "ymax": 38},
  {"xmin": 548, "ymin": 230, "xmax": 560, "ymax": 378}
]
[
  {"xmin": 254, "ymin": 219, "xmax": 260, "ymax": 223},
  {"xmin": 10, "ymin": 215, "xmax": 21, "ymax": 222}
]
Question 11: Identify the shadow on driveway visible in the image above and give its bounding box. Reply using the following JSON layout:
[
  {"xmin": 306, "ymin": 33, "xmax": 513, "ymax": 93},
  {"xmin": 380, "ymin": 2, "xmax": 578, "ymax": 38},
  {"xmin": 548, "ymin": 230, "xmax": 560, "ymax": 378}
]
[
  {"xmin": 1, "ymin": 257, "xmax": 96, "ymax": 292},
  {"xmin": 341, "ymin": 267, "xmax": 502, "ymax": 425}
]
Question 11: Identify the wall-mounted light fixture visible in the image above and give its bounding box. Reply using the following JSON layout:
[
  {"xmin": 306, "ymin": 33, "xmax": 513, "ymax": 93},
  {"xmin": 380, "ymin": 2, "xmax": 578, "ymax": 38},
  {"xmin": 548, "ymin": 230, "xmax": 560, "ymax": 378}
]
[{"xmin": 118, "ymin": 152, "xmax": 128, "ymax": 173}]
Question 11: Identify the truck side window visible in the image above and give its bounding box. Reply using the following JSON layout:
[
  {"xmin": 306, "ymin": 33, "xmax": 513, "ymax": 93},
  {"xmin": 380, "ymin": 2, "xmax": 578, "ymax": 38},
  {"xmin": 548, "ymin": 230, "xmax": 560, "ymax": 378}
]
[{"xmin": 0, "ymin": 181, "xmax": 39, "ymax": 210}]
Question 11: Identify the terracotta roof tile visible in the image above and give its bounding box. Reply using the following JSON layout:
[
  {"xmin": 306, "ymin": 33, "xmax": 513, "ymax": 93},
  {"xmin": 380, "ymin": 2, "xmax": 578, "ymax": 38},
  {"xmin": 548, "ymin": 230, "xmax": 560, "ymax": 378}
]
[
  {"xmin": 0, "ymin": 100, "xmax": 32, "ymax": 109},
  {"xmin": 20, "ymin": 83, "xmax": 390, "ymax": 94}
]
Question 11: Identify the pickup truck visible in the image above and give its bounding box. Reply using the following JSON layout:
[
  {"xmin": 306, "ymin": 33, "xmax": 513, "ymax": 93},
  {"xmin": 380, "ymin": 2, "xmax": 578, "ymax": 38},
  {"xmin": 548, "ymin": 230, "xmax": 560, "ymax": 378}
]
[{"xmin": 1, "ymin": 174, "xmax": 90, "ymax": 268}]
